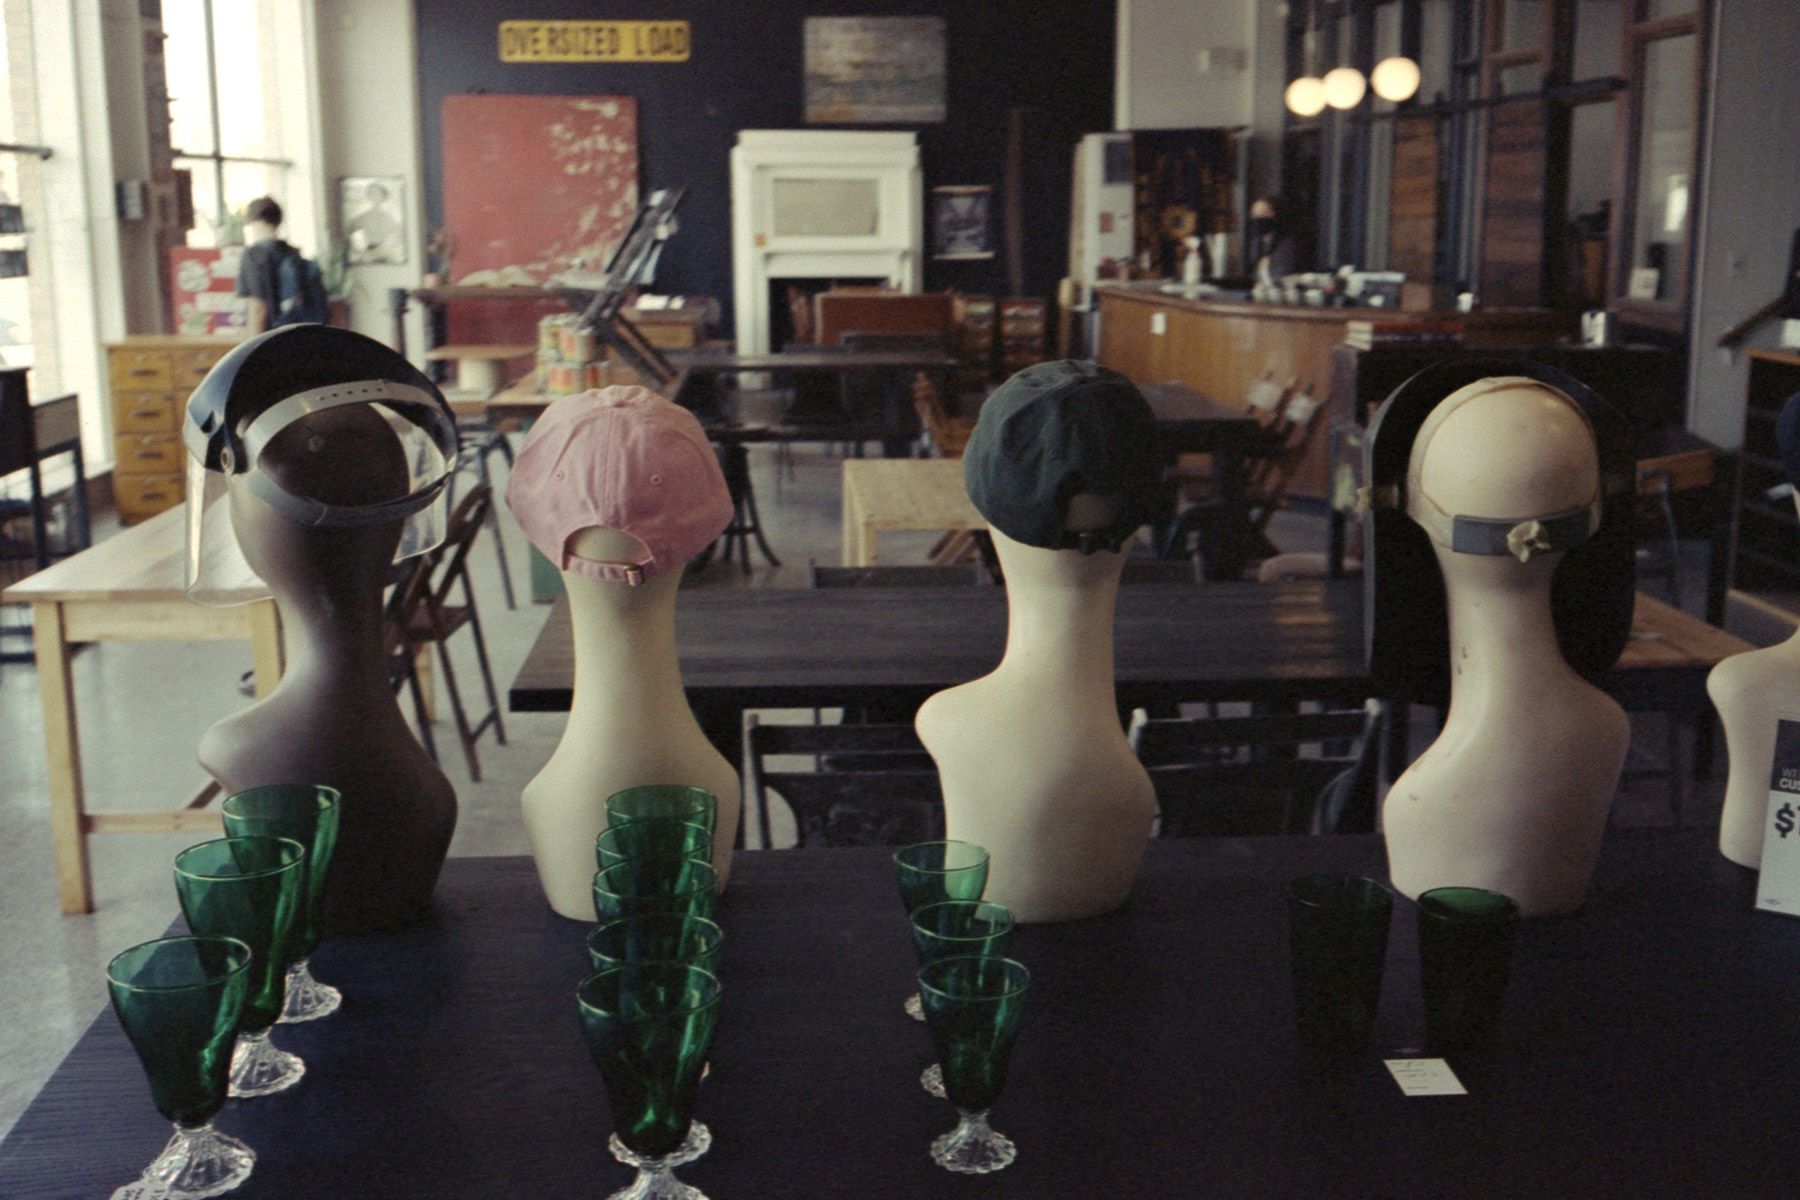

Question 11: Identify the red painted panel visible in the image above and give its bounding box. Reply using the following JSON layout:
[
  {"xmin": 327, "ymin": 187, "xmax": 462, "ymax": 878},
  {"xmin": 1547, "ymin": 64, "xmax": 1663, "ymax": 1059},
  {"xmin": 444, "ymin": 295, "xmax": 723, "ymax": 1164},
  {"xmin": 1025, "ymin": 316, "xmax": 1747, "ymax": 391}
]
[{"xmin": 440, "ymin": 94, "xmax": 640, "ymax": 347}]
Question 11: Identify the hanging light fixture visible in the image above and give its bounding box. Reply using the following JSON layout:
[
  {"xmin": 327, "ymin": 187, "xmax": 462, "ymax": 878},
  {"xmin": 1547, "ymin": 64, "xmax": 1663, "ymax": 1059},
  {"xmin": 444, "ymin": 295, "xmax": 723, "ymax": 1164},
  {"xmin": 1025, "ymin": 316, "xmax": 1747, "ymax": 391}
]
[
  {"xmin": 1286, "ymin": 76, "xmax": 1327, "ymax": 117},
  {"xmin": 1285, "ymin": 0, "xmax": 1325, "ymax": 116},
  {"xmin": 1370, "ymin": 55, "xmax": 1422, "ymax": 103},
  {"xmin": 1323, "ymin": 65, "xmax": 1367, "ymax": 109}
]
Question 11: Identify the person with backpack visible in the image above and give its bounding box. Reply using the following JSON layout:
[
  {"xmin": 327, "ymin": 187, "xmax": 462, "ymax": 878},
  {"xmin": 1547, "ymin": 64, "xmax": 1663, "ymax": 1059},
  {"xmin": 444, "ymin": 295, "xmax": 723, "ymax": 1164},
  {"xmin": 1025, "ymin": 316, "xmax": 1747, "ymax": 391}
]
[{"xmin": 235, "ymin": 196, "xmax": 330, "ymax": 332}]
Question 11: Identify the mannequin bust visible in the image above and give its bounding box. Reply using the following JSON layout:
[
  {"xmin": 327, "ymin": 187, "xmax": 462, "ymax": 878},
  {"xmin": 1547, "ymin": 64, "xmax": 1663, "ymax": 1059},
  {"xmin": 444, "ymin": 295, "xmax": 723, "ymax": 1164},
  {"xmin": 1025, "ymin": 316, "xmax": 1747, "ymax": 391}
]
[
  {"xmin": 1710, "ymin": 494, "xmax": 1800, "ymax": 867},
  {"xmin": 520, "ymin": 527, "xmax": 739, "ymax": 920},
  {"xmin": 916, "ymin": 497, "xmax": 1157, "ymax": 924},
  {"xmin": 198, "ymin": 405, "xmax": 458, "ymax": 935},
  {"xmin": 1382, "ymin": 380, "xmax": 1629, "ymax": 917}
]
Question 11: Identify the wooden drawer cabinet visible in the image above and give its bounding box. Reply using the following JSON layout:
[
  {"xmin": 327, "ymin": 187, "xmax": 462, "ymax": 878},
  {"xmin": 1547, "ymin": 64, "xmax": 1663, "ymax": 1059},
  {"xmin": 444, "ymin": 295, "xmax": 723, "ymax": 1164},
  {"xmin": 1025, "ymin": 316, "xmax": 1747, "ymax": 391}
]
[
  {"xmin": 114, "ymin": 392, "xmax": 182, "ymax": 434},
  {"xmin": 104, "ymin": 336, "xmax": 237, "ymax": 522},
  {"xmin": 114, "ymin": 473, "xmax": 186, "ymax": 521}
]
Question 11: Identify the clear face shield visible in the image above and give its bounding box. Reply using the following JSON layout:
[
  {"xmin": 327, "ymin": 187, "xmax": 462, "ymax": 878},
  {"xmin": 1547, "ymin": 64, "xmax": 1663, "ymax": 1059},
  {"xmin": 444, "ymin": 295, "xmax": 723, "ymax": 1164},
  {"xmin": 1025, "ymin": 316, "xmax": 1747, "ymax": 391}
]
[{"xmin": 184, "ymin": 381, "xmax": 458, "ymax": 606}]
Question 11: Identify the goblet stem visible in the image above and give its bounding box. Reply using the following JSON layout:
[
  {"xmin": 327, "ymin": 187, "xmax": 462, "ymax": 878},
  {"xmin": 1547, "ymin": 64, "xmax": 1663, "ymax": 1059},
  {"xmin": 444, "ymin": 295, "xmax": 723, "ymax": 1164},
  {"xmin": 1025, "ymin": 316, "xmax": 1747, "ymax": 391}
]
[
  {"xmin": 609, "ymin": 1121, "xmax": 713, "ymax": 1168},
  {"xmin": 606, "ymin": 1155, "xmax": 707, "ymax": 1200},
  {"xmin": 920, "ymin": 1062, "xmax": 945, "ymax": 1098},
  {"xmin": 904, "ymin": 991, "xmax": 924, "ymax": 1021},
  {"xmin": 227, "ymin": 1028, "xmax": 305, "ymax": 1098},
  {"xmin": 930, "ymin": 1109, "xmax": 1017, "ymax": 1175},
  {"xmin": 278, "ymin": 958, "xmax": 342, "ymax": 1023},
  {"xmin": 138, "ymin": 1120, "xmax": 256, "ymax": 1199}
]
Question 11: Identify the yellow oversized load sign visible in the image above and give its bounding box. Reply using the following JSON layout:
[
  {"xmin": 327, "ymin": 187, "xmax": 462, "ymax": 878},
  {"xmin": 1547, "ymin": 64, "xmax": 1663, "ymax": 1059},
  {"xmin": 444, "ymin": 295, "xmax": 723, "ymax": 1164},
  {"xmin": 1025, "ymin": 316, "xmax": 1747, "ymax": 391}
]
[{"xmin": 499, "ymin": 20, "xmax": 690, "ymax": 63}]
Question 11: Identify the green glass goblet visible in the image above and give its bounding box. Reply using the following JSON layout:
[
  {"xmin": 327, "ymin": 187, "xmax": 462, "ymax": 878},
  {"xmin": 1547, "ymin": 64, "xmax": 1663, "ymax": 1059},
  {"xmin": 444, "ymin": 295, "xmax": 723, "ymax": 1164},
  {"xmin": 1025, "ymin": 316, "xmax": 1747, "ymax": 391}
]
[
  {"xmin": 586, "ymin": 914, "xmax": 726, "ymax": 1170},
  {"xmin": 107, "ymin": 936, "xmax": 255, "ymax": 1199},
  {"xmin": 593, "ymin": 858, "xmax": 720, "ymax": 925},
  {"xmin": 578, "ymin": 962, "xmax": 723, "ymax": 1200},
  {"xmin": 173, "ymin": 835, "xmax": 307, "ymax": 1098},
  {"xmin": 1417, "ymin": 886, "xmax": 1520, "ymax": 1060},
  {"xmin": 220, "ymin": 783, "xmax": 342, "ymax": 1024},
  {"xmin": 587, "ymin": 914, "xmax": 725, "ymax": 976},
  {"xmin": 605, "ymin": 786, "xmax": 718, "ymax": 835},
  {"xmin": 893, "ymin": 840, "xmax": 990, "ymax": 1021},
  {"xmin": 910, "ymin": 900, "xmax": 1014, "ymax": 1098},
  {"xmin": 596, "ymin": 820, "xmax": 714, "ymax": 873},
  {"xmin": 918, "ymin": 955, "xmax": 1031, "ymax": 1175}
]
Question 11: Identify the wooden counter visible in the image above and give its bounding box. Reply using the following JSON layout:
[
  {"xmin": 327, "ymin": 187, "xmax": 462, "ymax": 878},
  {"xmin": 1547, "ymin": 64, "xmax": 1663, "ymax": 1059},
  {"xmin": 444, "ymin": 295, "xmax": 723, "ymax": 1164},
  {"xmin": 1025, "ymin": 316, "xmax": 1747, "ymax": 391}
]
[{"xmin": 1094, "ymin": 285, "xmax": 1570, "ymax": 497}]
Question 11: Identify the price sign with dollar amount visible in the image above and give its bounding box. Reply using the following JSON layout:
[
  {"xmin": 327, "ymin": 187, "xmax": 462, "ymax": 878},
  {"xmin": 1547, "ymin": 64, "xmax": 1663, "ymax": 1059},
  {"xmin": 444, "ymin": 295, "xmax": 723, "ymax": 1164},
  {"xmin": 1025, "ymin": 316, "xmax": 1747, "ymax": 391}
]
[{"xmin": 1754, "ymin": 718, "xmax": 1800, "ymax": 916}]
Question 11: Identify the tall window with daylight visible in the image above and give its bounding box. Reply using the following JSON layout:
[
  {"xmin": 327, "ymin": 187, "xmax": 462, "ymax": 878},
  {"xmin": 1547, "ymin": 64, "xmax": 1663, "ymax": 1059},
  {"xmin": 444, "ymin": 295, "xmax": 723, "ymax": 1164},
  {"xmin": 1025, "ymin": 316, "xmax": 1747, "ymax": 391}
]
[
  {"xmin": 0, "ymin": 0, "xmax": 46, "ymax": 377},
  {"xmin": 164, "ymin": 0, "xmax": 288, "ymax": 246}
]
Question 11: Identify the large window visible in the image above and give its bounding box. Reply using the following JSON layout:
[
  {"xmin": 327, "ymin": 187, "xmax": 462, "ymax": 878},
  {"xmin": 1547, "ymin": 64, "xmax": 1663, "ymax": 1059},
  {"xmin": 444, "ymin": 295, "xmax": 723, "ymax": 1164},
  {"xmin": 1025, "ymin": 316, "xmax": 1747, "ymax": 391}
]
[
  {"xmin": 0, "ymin": 0, "xmax": 51, "ymax": 382},
  {"xmin": 164, "ymin": 0, "xmax": 289, "ymax": 246}
]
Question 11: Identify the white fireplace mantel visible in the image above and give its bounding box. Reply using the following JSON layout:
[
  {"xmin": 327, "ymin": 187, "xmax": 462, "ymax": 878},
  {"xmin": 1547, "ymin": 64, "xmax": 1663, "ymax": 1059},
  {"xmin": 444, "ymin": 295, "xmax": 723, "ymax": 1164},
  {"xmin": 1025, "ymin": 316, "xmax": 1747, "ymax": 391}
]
[{"xmin": 730, "ymin": 130, "xmax": 924, "ymax": 354}]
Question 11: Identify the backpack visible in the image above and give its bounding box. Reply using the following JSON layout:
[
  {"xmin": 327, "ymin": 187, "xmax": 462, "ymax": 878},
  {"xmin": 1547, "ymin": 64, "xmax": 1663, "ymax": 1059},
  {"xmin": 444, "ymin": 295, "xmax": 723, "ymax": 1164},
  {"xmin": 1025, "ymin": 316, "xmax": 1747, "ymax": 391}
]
[{"xmin": 274, "ymin": 246, "xmax": 330, "ymax": 326}]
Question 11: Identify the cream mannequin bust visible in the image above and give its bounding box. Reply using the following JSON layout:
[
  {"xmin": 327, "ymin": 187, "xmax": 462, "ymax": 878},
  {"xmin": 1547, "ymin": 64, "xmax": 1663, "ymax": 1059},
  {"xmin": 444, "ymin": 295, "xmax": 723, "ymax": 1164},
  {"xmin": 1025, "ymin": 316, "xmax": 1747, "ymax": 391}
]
[
  {"xmin": 1709, "ymin": 495, "xmax": 1800, "ymax": 867},
  {"xmin": 198, "ymin": 405, "xmax": 458, "ymax": 934},
  {"xmin": 1382, "ymin": 381, "xmax": 1629, "ymax": 917},
  {"xmin": 916, "ymin": 498, "xmax": 1157, "ymax": 924},
  {"xmin": 521, "ymin": 527, "xmax": 739, "ymax": 920}
]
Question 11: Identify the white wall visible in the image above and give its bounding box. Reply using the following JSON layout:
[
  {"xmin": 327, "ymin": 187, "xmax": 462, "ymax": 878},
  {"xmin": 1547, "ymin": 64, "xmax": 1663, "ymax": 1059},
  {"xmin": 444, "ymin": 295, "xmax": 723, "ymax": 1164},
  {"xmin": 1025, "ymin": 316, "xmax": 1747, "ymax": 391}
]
[
  {"xmin": 313, "ymin": 0, "xmax": 426, "ymax": 359},
  {"xmin": 1687, "ymin": 0, "xmax": 1800, "ymax": 448},
  {"xmin": 1116, "ymin": 0, "xmax": 1256, "ymax": 131}
]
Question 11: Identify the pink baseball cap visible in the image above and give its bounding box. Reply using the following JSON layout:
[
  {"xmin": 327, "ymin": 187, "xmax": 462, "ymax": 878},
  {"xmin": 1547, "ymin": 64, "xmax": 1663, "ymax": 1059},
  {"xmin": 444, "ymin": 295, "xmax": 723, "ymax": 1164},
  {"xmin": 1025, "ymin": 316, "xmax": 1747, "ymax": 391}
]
[{"xmin": 505, "ymin": 387, "xmax": 732, "ymax": 585}]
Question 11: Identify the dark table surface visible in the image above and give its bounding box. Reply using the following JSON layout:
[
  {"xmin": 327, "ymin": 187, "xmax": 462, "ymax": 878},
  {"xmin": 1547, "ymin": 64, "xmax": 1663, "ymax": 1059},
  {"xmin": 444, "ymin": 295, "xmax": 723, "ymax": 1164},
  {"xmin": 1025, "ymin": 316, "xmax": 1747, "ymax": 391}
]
[
  {"xmin": 4, "ymin": 831, "xmax": 1797, "ymax": 1198},
  {"xmin": 509, "ymin": 580, "xmax": 1373, "ymax": 716}
]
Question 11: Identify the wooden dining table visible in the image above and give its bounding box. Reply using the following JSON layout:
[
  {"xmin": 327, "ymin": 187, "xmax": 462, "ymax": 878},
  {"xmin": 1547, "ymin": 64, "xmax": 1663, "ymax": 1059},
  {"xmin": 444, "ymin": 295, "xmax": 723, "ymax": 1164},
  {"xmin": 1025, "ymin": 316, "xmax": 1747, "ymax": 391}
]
[
  {"xmin": 509, "ymin": 581, "xmax": 1744, "ymax": 775},
  {"xmin": 2, "ymin": 507, "xmax": 283, "ymax": 915}
]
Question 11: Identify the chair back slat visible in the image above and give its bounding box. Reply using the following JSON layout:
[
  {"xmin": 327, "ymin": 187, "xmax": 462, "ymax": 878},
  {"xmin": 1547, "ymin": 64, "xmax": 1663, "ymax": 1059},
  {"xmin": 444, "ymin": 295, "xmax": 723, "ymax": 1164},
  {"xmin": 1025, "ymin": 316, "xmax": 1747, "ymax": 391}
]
[
  {"xmin": 1129, "ymin": 706, "xmax": 1381, "ymax": 837},
  {"xmin": 744, "ymin": 720, "xmax": 944, "ymax": 848}
]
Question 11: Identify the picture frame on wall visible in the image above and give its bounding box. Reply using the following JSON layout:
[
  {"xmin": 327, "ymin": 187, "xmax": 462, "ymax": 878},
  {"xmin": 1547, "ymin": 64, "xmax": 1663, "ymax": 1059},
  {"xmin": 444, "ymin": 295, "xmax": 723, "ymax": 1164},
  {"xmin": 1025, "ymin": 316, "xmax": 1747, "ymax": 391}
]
[
  {"xmin": 931, "ymin": 185, "xmax": 994, "ymax": 261},
  {"xmin": 340, "ymin": 176, "xmax": 408, "ymax": 265},
  {"xmin": 804, "ymin": 16, "xmax": 946, "ymax": 124}
]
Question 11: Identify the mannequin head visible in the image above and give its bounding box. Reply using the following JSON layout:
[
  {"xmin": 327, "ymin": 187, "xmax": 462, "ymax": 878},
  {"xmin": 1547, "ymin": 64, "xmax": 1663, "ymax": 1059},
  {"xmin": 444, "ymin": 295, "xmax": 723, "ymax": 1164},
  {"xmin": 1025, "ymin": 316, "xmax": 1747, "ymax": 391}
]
[
  {"xmin": 1362, "ymin": 356, "xmax": 1636, "ymax": 704},
  {"xmin": 1409, "ymin": 378, "xmax": 1599, "ymax": 591},
  {"xmin": 227, "ymin": 404, "xmax": 410, "ymax": 606},
  {"xmin": 990, "ymin": 493, "xmax": 1131, "ymax": 589},
  {"xmin": 563, "ymin": 525, "xmax": 685, "ymax": 610}
]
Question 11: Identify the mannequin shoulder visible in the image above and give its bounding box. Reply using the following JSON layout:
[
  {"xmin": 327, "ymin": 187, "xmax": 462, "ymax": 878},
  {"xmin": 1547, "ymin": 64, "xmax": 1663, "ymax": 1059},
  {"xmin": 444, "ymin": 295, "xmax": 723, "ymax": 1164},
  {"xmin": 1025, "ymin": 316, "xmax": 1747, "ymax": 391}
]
[{"xmin": 1708, "ymin": 642, "xmax": 1800, "ymax": 707}]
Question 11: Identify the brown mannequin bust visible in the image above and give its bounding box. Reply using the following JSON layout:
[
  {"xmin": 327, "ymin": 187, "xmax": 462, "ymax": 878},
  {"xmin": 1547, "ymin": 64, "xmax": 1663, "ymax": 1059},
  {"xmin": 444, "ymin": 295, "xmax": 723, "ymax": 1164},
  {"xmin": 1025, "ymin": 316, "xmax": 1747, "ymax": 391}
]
[{"xmin": 198, "ymin": 405, "xmax": 457, "ymax": 934}]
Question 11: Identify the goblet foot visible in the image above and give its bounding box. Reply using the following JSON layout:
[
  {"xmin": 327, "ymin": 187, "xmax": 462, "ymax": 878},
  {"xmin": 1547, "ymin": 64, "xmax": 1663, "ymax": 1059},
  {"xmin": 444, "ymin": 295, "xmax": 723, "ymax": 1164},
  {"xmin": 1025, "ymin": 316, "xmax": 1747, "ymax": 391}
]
[
  {"xmin": 920, "ymin": 1062, "xmax": 945, "ymax": 1098},
  {"xmin": 610, "ymin": 1121, "xmax": 712, "ymax": 1168},
  {"xmin": 136, "ymin": 1121, "xmax": 255, "ymax": 1199},
  {"xmin": 278, "ymin": 959, "xmax": 342, "ymax": 1023},
  {"xmin": 605, "ymin": 1157, "xmax": 707, "ymax": 1200},
  {"xmin": 904, "ymin": 991, "xmax": 924, "ymax": 1022},
  {"xmin": 227, "ymin": 1029, "xmax": 304, "ymax": 1097},
  {"xmin": 931, "ymin": 1110, "xmax": 1016, "ymax": 1175}
]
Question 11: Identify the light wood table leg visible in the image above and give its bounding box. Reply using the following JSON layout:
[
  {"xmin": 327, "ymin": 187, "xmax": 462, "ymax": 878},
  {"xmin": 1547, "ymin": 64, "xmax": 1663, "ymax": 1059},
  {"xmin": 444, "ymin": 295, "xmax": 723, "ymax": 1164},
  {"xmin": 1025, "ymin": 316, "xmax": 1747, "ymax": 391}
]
[
  {"xmin": 32, "ymin": 602, "xmax": 93, "ymax": 914},
  {"xmin": 842, "ymin": 485, "xmax": 858, "ymax": 567},
  {"xmin": 416, "ymin": 646, "xmax": 437, "ymax": 723},
  {"xmin": 248, "ymin": 600, "xmax": 284, "ymax": 699}
]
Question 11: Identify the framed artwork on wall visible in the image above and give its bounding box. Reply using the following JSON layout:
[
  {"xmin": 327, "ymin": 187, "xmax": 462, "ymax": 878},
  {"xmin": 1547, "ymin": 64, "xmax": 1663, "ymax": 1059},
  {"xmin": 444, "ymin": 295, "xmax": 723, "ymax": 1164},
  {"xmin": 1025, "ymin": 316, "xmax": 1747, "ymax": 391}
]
[
  {"xmin": 340, "ymin": 176, "xmax": 408, "ymax": 265},
  {"xmin": 804, "ymin": 17, "xmax": 946, "ymax": 124},
  {"xmin": 931, "ymin": 186, "xmax": 994, "ymax": 260}
]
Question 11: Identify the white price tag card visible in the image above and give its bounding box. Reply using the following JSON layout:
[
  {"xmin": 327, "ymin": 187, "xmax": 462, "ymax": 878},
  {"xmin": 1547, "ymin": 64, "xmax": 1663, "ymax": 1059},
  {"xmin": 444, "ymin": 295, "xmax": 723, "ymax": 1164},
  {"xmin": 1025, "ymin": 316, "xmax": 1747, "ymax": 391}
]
[
  {"xmin": 111, "ymin": 1181, "xmax": 169, "ymax": 1200},
  {"xmin": 1755, "ymin": 719, "xmax": 1800, "ymax": 916},
  {"xmin": 1384, "ymin": 1058, "xmax": 1467, "ymax": 1097}
]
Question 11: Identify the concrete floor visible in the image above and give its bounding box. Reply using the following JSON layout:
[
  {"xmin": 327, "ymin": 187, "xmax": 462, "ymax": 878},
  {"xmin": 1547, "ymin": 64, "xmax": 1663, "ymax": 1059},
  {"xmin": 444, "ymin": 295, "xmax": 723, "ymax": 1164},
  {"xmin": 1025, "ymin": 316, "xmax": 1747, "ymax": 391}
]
[{"xmin": 0, "ymin": 438, "xmax": 1719, "ymax": 1140}]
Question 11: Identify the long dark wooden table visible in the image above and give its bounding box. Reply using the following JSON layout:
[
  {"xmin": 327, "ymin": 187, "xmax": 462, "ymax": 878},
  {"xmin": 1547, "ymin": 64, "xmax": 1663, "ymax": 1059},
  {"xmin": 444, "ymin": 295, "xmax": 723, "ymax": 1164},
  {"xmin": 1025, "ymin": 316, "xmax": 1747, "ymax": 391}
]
[
  {"xmin": 4, "ymin": 832, "xmax": 1796, "ymax": 1198},
  {"xmin": 508, "ymin": 581, "xmax": 1739, "ymax": 772},
  {"xmin": 1138, "ymin": 381, "xmax": 1261, "ymax": 579}
]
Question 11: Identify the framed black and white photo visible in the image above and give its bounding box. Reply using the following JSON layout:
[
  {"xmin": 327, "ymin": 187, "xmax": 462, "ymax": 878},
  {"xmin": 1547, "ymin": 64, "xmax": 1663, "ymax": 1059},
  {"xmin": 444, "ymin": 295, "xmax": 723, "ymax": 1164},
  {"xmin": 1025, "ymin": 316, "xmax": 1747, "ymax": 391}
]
[
  {"xmin": 340, "ymin": 176, "xmax": 407, "ymax": 265},
  {"xmin": 930, "ymin": 185, "xmax": 993, "ymax": 261}
]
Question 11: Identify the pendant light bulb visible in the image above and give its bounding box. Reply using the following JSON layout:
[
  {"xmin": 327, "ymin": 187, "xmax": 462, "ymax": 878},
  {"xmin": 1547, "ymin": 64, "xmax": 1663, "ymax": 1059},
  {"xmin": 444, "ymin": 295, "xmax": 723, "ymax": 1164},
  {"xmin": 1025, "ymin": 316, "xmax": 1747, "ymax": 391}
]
[
  {"xmin": 1285, "ymin": 76, "xmax": 1327, "ymax": 117},
  {"xmin": 1370, "ymin": 55, "xmax": 1422, "ymax": 102},
  {"xmin": 1323, "ymin": 66, "xmax": 1367, "ymax": 109}
]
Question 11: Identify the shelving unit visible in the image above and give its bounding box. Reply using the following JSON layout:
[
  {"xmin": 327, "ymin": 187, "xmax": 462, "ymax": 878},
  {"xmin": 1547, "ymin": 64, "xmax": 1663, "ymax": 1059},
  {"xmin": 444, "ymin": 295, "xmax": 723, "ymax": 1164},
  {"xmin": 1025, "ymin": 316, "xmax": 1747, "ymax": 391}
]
[{"xmin": 1727, "ymin": 349, "xmax": 1800, "ymax": 600}]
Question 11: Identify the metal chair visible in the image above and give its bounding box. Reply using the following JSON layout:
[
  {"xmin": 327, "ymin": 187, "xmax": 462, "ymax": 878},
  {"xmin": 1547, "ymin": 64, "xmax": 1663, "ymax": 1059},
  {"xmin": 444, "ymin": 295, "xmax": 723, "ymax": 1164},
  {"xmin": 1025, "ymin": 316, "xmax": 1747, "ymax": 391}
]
[
  {"xmin": 447, "ymin": 425, "xmax": 517, "ymax": 609},
  {"xmin": 1128, "ymin": 704, "xmax": 1384, "ymax": 837},
  {"xmin": 387, "ymin": 484, "xmax": 508, "ymax": 779},
  {"xmin": 741, "ymin": 714, "xmax": 942, "ymax": 849}
]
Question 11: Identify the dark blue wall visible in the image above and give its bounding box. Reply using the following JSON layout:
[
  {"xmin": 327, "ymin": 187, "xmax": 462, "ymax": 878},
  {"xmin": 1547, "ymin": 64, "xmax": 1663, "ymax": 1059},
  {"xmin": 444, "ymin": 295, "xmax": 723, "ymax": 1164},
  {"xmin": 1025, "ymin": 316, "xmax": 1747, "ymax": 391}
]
[{"xmin": 414, "ymin": 1, "xmax": 1117, "ymax": 336}]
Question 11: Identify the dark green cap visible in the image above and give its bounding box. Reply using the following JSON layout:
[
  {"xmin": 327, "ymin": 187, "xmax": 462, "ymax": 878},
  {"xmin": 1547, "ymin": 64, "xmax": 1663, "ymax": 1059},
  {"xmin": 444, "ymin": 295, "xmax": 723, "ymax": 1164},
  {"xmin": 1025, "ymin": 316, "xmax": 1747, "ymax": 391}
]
[{"xmin": 963, "ymin": 360, "xmax": 1164, "ymax": 553}]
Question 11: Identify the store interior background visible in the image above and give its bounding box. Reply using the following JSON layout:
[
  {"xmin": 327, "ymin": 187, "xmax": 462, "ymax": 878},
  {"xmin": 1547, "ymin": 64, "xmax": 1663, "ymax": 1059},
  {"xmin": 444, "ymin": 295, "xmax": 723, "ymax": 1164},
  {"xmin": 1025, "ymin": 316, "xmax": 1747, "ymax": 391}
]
[{"xmin": 2, "ymin": 0, "xmax": 1799, "ymax": 1140}]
